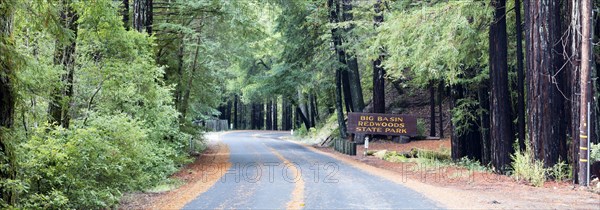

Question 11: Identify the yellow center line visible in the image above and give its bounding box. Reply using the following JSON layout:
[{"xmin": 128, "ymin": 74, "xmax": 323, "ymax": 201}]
[{"xmin": 267, "ymin": 146, "xmax": 305, "ymax": 210}]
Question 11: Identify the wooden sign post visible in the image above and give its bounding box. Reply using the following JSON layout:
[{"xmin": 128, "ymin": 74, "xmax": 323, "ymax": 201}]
[{"xmin": 347, "ymin": 113, "xmax": 418, "ymax": 136}]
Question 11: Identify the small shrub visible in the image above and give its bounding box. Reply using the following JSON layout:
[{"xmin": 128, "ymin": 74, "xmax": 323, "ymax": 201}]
[
  {"xmin": 416, "ymin": 119, "xmax": 426, "ymax": 137},
  {"xmin": 511, "ymin": 150, "xmax": 547, "ymax": 187},
  {"xmin": 591, "ymin": 143, "xmax": 600, "ymax": 163},
  {"xmin": 549, "ymin": 159, "xmax": 571, "ymax": 182},
  {"xmin": 455, "ymin": 157, "xmax": 488, "ymax": 172}
]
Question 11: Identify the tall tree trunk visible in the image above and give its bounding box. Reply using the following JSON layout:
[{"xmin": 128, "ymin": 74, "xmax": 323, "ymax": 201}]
[
  {"xmin": 122, "ymin": 0, "xmax": 130, "ymax": 30},
  {"xmin": 515, "ymin": 0, "xmax": 526, "ymax": 151},
  {"xmin": 479, "ymin": 79, "xmax": 492, "ymax": 165},
  {"xmin": 174, "ymin": 44, "xmax": 184, "ymax": 114},
  {"xmin": 180, "ymin": 38, "xmax": 201, "ymax": 123},
  {"xmin": 310, "ymin": 93, "xmax": 318, "ymax": 124},
  {"xmin": 49, "ymin": 1, "xmax": 78, "ymax": 129},
  {"xmin": 0, "ymin": 2, "xmax": 16, "ymax": 204},
  {"xmin": 336, "ymin": 69, "xmax": 348, "ymax": 139},
  {"xmin": 272, "ymin": 99, "xmax": 278, "ymax": 130},
  {"xmin": 342, "ymin": 0, "xmax": 365, "ymax": 112},
  {"xmin": 372, "ymin": 0, "xmax": 385, "ymax": 114},
  {"xmin": 133, "ymin": 0, "xmax": 152, "ymax": 33},
  {"xmin": 234, "ymin": 94, "xmax": 239, "ymax": 129},
  {"xmin": 568, "ymin": 0, "xmax": 582, "ymax": 184},
  {"xmin": 430, "ymin": 81, "xmax": 436, "ymax": 137},
  {"xmin": 226, "ymin": 100, "xmax": 232, "ymax": 128},
  {"xmin": 578, "ymin": 0, "xmax": 592, "ymax": 185},
  {"xmin": 329, "ymin": 0, "xmax": 348, "ymax": 138},
  {"xmin": 438, "ymin": 81, "xmax": 444, "ymax": 138},
  {"xmin": 266, "ymin": 100, "xmax": 273, "ymax": 130},
  {"xmin": 489, "ymin": 0, "xmax": 514, "ymax": 172},
  {"xmin": 282, "ymin": 98, "xmax": 288, "ymax": 130},
  {"xmin": 524, "ymin": 0, "xmax": 568, "ymax": 168}
]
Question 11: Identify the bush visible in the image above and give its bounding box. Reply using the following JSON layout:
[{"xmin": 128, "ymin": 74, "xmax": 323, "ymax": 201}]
[
  {"xmin": 511, "ymin": 150, "xmax": 547, "ymax": 187},
  {"xmin": 549, "ymin": 160, "xmax": 571, "ymax": 182},
  {"xmin": 19, "ymin": 114, "xmax": 180, "ymax": 209},
  {"xmin": 591, "ymin": 143, "xmax": 600, "ymax": 163}
]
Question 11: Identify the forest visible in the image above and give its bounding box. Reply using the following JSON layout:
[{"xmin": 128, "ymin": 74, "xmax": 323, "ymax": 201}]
[{"xmin": 0, "ymin": 0, "xmax": 599, "ymax": 208}]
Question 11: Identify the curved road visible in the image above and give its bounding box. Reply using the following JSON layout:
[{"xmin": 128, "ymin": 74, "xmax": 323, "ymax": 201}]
[{"xmin": 183, "ymin": 131, "xmax": 441, "ymax": 209}]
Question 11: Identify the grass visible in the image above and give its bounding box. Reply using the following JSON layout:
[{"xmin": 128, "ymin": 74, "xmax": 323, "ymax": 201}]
[
  {"xmin": 146, "ymin": 178, "xmax": 185, "ymax": 193},
  {"xmin": 380, "ymin": 146, "xmax": 490, "ymax": 173}
]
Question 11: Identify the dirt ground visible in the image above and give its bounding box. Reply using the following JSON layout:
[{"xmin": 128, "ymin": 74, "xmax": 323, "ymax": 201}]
[
  {"xmin": 119, "ymin": 142, "xmax": 231, "ymax": 210},
  {"xmin": 313, "ymin": 138, "xmax": 600, "ymax": 209}
]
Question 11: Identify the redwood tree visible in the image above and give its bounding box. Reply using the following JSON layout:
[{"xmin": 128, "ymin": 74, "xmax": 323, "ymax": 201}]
[
  {"xmin": 524, "ymin": 0, "xmax": 569, "ymax": 167},
  {"xmin": 49, "ymin": 0, "xmax": 78, "ymax": 128},
  {"xmin": 372, "ymin": 0, "xmax": 385, "ymax": 114},
  {"xmin": 0, "ymin": 0, "xmax": 16, "ymax": 204},
  {"xmin": 489, "ymin": 0, "xmax": 513, "ymax": 172}
]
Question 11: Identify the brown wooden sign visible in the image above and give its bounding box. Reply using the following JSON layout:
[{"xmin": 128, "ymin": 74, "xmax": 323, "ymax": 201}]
[{"xmin": 347, "ymin": 112, "xmax": 417, "ymax": 136}]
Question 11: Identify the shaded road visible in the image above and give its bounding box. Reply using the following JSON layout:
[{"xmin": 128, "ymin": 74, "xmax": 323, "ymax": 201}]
[{"xmin": 183, "ymin": 131, "xmax": 441, "ymax": 209}]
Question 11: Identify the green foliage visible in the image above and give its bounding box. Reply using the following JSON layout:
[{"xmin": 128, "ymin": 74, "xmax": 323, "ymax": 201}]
[
  {"xmin": 19, "ymin": 114, "xmax": 179, "ymax": 209},
  {"xmin": 416, "ymin": 119, "xmax": 426, "ymax": 137},
  {"xmin": 591, "ymin": 143, "xmax": 600, "ymax": 163},
  {"xmin": 511, "ymin": 149, "xmax": 547, "ymax": 187},
  {"xmin": 549, "ymin": 160, "xmax": 571, "ymax": 182},
  {"xmin": 377, "ymin": 0, "xmax": 492, "ymax": 86}
]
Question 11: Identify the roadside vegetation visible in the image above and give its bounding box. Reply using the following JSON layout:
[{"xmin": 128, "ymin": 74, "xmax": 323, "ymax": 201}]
[{"xmin": 1, "ymin": 0, "xmax": 599, "ymax": 208}]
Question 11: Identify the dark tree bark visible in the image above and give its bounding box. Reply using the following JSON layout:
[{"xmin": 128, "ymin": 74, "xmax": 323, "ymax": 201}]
[
  {"xmin": 524, "ymin": 0, "xmax": 568, "ymax": 168},
  {"xmin": 430, "ymin": 81, "xmax": 436, "ymax": 137},
  {"xmin": 49, "ymin": 1, "xmax": 78, "ymax": 129},
  {"xmin": 296, "ymin": 107, "xmax": 311, "ymax": 131},
  {"xmin": 450, "ymin": 85, "xmax": 482, "ymax": 161},
  {"xmin": 0, "ymin": 1, "xmax": 16, "ymax": 204},
  {"xmin": 234, "ymin": 94, "xmax": 239, "ymax": 129},
  {"xmin": 308, "ymin": 94, "xmax": 316, "ymax": 127},
  {"xmin": 372, "ymin": 0, "xmax": 385, "ymax": 114},
  {"xmin": 515, "ymin": 0, "xmax": 526, "ymax": 151},
  {"xmin": 122, "ymin": 0, "xmax": 129, "ymax": 30},
  {"xmin": 180, "ymin": 38, "xmax": 201, "ymax": 123},
  {"xmin": 174, "ymin": 44, "xmax": 184, "ymax": 115},
  {"xmin": 329, "ymin": 0, "xmax": 348, "ymax": 138},
  {"xmin": 226, "ymin": 100, "xmax": 232, "ymax": 127},
  {"xmin": 266, "ymin": 101, "xmax": 273, "ymax": 130},
  {"xmin": 272, "ymin": 99, "xmax": 278, "ymax": 130},
  {"xmin": 342, "ymin": 0, "xmax": 365, "ymax": 112},
  {"xmin": 489, "ymin": 0, "xmax": 514, "ymax": 172},
  {"xmin": 133, "ymin": 0, "xmax": 152, "ymax": 33},
  {"xmin": 282, "ymin": 98, "xmax": 288, "ymax": 130},
  {"xmin": 479, "ymin": 79, "xmax": 492, "ymax": 165},
  {"xmin": 311, "ymin": 93, "xmax": 319, "ymax": 123},
  {"xmin": 438, "ymin": 81, "xmax": 444, "ymax": 138}
]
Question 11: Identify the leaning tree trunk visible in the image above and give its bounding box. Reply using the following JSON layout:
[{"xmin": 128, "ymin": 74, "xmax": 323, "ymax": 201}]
[
  {"xmin": 180, "ymin": 37, "xmax": 202, "ymax": 123},
  {"xmin": 524, "ymin": 0, "xmax": 568, "ymax": 168},
  {"xmin": 372, "ymin": 0, "xmax": 386, "ymax": 114},
  {"xmin": 489, "ymin": 0, "xmax": 514, "ymax": 172},
  {"xmin": 0, "ymin": 1, "xmax": 16, "ymax": 204},
  {"xmin": 49, "ymin": 1, "xmax": 78, "ymax": 129}
]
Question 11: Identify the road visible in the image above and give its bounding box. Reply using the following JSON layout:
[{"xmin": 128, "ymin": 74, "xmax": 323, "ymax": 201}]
[{"xmin": 183, "ymin": 131, "xmax": 441, "ymax": 209}]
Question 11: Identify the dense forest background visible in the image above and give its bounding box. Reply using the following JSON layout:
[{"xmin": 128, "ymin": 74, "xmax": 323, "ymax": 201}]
[{"xmin": 0, "ymin": 0, "xmax": 599, "ymax": 208}]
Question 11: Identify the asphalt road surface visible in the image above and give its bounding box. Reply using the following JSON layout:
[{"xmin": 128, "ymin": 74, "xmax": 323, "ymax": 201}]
[{"xmin": 183, "ymin": 131, "xmax": 441, "ymax": 209}]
